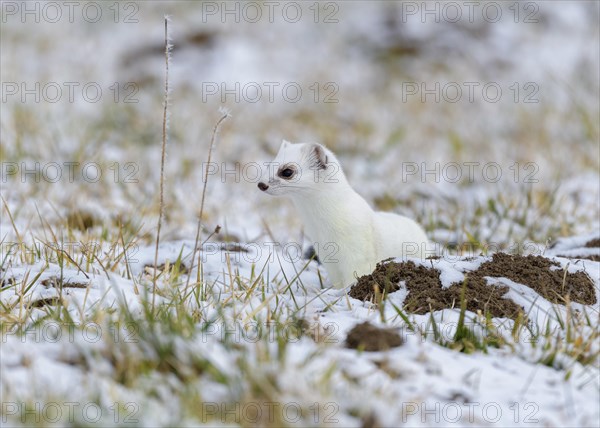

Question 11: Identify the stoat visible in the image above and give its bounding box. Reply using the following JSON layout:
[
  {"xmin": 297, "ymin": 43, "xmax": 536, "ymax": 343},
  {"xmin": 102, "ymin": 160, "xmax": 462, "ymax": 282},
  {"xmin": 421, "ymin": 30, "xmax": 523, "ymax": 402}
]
[{"xmin": 258, "ymin": 141, "xmax": 429, "ymax": 288}]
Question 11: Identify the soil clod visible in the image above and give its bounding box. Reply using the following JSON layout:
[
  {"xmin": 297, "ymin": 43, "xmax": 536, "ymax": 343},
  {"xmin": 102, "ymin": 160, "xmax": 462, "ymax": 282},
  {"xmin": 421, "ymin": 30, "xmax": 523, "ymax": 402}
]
[
  {"xmin": 345, "ymin": 322, "xmax": 403, "ymax": 351},
  {"xmin": 41, "ymin": 276, "xmax": 89, "ymax": 289}
]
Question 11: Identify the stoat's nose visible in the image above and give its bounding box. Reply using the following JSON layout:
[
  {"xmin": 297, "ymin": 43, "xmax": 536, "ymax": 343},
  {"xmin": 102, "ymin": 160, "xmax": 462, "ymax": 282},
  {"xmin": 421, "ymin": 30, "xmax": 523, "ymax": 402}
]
[{"xmin": 258, "ymin": 182, "xmax": 269, "ymax": 191}]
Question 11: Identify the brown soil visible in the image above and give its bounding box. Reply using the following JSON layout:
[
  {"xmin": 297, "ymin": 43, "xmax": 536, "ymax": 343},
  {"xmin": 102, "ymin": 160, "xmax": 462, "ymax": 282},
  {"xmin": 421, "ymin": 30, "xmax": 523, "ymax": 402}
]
[
  {"xmin": 345, "ymin": 322, "xmax": 403, "ymax": 351},
  {"xmin": 585, "ymin": 238, "xmax": 600, "ymax": 248},
  {"xmin": 476, "ymin": 253, "xmax": 596, "ymax": 305},
  {"xmin": 1, "ymin": 277, "xmax": 16, "ymax": 288},
  {"xmin": 349, "ymin": 253, "xmax": 597, "ymax": 320},
  {"xmin": 66, "ymin": 210, "xmax": 100, "ymax": 231},
  {"xmin": 41, "ymin": 276, "xmax": 89, "ymax": 289},
  {"xmin": 29, "ymin": 297, "xmax": 61, "ymax": 308}
]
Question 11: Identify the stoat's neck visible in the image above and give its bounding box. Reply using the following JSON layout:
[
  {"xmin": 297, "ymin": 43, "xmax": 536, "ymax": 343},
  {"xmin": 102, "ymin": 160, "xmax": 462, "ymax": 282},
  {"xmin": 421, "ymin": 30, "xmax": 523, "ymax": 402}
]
[{"xmin": 289, "ymin": 181, "xmax": 373, "ymax": 244}]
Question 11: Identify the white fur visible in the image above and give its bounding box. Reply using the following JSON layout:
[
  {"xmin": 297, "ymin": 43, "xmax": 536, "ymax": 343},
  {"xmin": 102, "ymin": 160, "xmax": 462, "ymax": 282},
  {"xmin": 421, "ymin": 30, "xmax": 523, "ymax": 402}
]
[{"xmin": 258, "ymin": 141, "xmax": 429, "ymax": 288}]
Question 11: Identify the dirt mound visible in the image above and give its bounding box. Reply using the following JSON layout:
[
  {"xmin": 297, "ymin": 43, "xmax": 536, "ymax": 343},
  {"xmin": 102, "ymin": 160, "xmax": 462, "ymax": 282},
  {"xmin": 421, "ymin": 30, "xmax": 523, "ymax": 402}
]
[
  {"xmin": 349, "ymin": 253, "xmax": 596, "ymax": 319},
  {"xmin": 476, "ymin": 253, "xmax": 595, "ymax": 305},
  {"xmin": 345, "ymin": 322, "xmax": 403, "ymax": 351}
]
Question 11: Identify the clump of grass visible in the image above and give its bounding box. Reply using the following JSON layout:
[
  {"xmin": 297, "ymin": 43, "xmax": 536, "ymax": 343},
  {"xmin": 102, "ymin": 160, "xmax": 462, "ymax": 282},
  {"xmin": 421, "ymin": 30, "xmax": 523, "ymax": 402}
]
[
  {"xmin": 534, "ymin": 302, "xmax": 599, "ymax": 372},
  {"xmin": 384, "ymin": 277, "xmax": 597, "ymax": 375}
]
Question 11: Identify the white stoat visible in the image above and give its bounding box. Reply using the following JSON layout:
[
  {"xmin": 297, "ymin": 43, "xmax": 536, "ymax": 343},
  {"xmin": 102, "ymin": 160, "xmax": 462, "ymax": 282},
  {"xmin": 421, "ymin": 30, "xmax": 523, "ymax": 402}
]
[{"xmin": 258, "ymin": 140, "xmax": 429, "ymax": 288}]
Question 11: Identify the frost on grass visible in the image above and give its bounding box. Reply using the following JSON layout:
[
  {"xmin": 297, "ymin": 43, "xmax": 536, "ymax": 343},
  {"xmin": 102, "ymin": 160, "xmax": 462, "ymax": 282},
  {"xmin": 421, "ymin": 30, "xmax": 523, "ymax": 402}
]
[{"xmin": 1, "ymin": 235, "xmax": 599, "ymax": 426}]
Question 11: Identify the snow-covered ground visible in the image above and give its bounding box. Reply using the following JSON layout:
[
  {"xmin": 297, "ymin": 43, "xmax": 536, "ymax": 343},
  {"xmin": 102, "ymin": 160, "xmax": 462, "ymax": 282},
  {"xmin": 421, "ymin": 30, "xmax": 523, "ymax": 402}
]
[
  {"xmin": 1, "ymin": 235, "xmax": 599, "ymax": 426},
  {"xmin": 1, "ymin": 1, "xmax": 599, "ymax": 427}
]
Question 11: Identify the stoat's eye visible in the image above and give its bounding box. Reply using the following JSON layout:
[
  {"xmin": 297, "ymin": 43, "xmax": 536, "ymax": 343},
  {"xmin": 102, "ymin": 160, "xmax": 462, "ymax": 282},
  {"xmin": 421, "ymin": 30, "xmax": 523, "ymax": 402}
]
[{"xmin": 279, "ymin": 168, "xmax": 295, "ymax": 179}]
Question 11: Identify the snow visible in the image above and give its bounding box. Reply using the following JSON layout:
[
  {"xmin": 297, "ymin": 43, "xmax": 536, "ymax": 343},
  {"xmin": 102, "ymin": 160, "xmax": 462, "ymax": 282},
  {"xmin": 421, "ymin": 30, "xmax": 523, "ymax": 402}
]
[
  {"xmin": 3, "ymin": 235, "xmax": 599, "ymax": 426},
  {"xmin": 546, "ymin": 231, "xmax": 600, "ymax": 255}
]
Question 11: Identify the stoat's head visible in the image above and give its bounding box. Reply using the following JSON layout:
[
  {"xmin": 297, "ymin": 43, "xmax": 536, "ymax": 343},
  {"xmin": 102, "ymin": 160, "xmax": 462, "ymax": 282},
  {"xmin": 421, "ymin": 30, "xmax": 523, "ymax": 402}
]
[{"xmin": 258, "ymin": 140, "xmax": 345, "ymax": 197}]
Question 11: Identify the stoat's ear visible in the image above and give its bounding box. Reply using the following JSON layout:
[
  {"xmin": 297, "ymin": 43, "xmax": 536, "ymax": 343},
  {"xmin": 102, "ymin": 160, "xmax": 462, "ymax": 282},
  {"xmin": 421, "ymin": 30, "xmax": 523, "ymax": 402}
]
[{"xmin": 310, "ymin": 143, "xmax": 328, "ymax": 170}]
